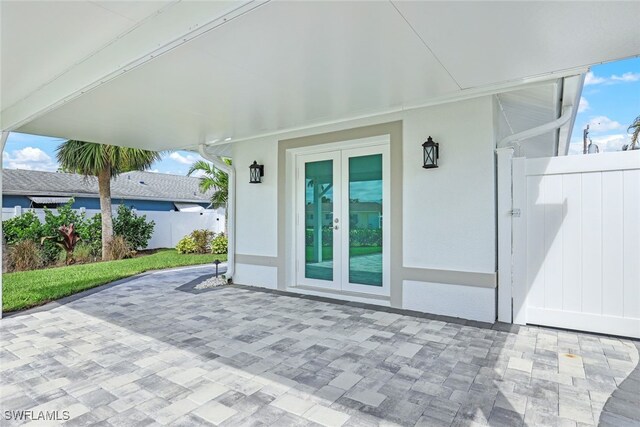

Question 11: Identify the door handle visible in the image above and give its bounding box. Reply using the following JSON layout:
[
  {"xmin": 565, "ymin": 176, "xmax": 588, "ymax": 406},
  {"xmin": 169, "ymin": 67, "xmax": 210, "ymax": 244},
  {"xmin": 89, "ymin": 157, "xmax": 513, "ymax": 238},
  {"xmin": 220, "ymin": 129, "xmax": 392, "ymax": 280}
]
[{"xmin": 334, "ymin": 225, "xmax": 339, "ymax": 230}]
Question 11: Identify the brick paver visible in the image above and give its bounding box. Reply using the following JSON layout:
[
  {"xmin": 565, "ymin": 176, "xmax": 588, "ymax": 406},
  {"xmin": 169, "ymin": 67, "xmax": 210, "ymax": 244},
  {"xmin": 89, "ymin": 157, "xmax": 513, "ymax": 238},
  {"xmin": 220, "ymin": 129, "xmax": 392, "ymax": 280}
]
[{"xmin": 1, "ymin": 266, "xmax": 638, "ymax": 426}]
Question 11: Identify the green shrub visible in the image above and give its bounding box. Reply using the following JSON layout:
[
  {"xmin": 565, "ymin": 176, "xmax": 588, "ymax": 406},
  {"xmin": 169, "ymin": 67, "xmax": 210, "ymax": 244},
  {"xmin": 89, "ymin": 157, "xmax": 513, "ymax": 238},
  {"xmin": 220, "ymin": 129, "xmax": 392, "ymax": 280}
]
[
  {"xmin": 8, "ymin": 240, "xmax": 43, "ymax": 272},
  {"xmin": 113, "ymin": 205, "xmax": 155, "ymax": 250},
  {"xmin": 41, "ymin": 202, "xmax": 86, "ymax": 263},
  {"xmin": 176, "ymin": 236, "xmax": 198, "ymax": 254},
  {"xmin": 3, "ymin": 210, "xmax": 43, "ymax": 244},
  {"xmin": 211, "ymin": 233, "xmax": 228, "ymax": 254},
  {"xmin": 74, "ymin": 242, "xmax": 95, "ymax": 263},
  {"xmin": 190, "ymin": 229, "xmax": 214, "ymax": 254},
  {"xmin": 106, "ymin": 235, "xmax": 133, "ymax": 260},
  {"xmin": 349, "ymin": 228, "xmax": 382, "ymax": 247},
  {"xmin": 82, "ymin": 214, "xmax": 103, "ymax": 257}
]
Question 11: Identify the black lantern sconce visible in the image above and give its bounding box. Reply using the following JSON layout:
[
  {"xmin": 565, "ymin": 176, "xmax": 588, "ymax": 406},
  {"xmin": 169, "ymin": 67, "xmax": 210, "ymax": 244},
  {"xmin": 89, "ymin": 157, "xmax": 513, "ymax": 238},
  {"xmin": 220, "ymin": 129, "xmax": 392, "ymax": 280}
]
[
  {"xmin": 422, "ymin": 136, "xmax": 439, "ymax": 169},
  {"xmin": 249, "ymin": 161, "xmax": 264, "ymax": 184}
]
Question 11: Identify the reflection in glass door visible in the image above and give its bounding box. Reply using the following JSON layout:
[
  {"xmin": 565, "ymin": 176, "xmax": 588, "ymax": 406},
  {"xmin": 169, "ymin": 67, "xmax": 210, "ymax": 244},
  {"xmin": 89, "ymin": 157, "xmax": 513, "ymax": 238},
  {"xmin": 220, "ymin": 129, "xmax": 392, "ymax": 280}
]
[
  {"xmin": 347, "ymin": 154, "xmax": 383, "ymax": 287},
  {"xmin": 296, "ymin": 143, "xmax": 388, "ymax": 296},
  {"xmin": 304, "ymin": 159, "xmax": 334, "ymax": 281}
]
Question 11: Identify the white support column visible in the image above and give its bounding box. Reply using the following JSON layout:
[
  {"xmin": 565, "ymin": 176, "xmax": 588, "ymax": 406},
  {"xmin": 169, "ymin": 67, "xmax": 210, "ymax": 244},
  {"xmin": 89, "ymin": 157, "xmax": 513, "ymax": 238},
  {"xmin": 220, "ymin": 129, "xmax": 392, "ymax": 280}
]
[
  {"xmin": 511, "ymin": 157, "xmax": 528, "ymax": 325},
  {"xmin": 496, "ymin": 147, "xmax": 514, "ymax": 323},
  {"xmin": 198, "ymin": 145, "xmax": 235, "ymax": 279},
  {"xmin": 1, "ymin": 131, "xmax": 9, "ymax": 319}
]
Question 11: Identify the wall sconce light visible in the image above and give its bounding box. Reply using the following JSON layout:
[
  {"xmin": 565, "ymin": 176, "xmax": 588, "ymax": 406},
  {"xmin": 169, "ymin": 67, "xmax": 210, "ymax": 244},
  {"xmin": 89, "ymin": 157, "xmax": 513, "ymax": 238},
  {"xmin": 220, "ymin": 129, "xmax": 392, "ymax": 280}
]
[
  {"xmin": 249, "ymin": 161, "xmax": 264, "ymax": 184},
  {"xmin": 422, "ymin": 136, "xmax": 439, "ymax": 169}
]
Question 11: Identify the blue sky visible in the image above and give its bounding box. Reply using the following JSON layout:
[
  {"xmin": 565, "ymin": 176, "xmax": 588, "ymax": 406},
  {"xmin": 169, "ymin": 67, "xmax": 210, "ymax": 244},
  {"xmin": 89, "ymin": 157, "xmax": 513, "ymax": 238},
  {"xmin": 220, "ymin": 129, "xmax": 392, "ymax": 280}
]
[
  {"xmin": 568, "ymin": 57, "xmax": 640, "ymax": 154},
  {"xmin": 3, "ymin": 58, "xmax": 639, "ymax": 172},
  {"xmin": 2, "ymin": 133, "xmax": 204, "ymax": 175}
]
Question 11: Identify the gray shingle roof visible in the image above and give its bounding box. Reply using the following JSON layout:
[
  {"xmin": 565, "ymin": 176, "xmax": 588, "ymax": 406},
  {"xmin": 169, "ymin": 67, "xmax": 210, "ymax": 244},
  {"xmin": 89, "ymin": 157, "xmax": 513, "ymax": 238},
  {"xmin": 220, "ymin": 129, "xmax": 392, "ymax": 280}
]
[{"xmin": 2, "ymin": 169, "xmax": 213, "ymax": 204}]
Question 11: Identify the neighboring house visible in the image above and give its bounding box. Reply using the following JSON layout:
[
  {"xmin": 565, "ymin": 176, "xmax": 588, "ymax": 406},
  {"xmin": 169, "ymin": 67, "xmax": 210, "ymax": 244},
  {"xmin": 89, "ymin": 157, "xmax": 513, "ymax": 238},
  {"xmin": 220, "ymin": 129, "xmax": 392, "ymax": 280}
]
[
  {"xmin": 1, "ymin": 2, "xmax": 638, "ymax": 336},
  {"xmin": 2, "ymin": 169, "xmax": 212, "ymax": 212},
  {"xmin": 2, "ymin": 169, "xmax": 226, "ymax": 248}
]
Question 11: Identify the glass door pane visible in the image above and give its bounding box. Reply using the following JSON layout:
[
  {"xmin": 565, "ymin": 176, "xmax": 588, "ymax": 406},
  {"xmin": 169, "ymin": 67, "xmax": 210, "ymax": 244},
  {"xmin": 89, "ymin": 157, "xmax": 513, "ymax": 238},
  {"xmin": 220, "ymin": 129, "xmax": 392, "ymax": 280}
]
[
  {"xmin": 305, "ymin": 159, "xmax": 334, "ymax": 281},
  {"xmin": 348, "ymin": 154, "xmax": 383, "ymax": 286}
]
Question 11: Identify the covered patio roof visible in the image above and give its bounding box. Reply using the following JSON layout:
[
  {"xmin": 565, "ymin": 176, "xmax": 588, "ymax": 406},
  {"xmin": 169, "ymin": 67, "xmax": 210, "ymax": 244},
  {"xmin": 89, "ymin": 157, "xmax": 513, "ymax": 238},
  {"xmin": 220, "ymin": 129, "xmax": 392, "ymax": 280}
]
[{"xmin": 1, "ymin": 1, "xmax": 639, "ymax": 151}]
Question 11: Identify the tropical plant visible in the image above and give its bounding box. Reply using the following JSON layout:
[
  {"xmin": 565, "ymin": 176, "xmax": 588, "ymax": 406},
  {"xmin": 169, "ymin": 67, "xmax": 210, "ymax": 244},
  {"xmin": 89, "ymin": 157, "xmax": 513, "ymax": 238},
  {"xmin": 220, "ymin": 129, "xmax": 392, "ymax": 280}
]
[
  {"xmin": 211, "ymin": 233, "xmax": 228, "ymax": 255},
  {"xmin": 176, "ymin": 235, "xmax": 198, "ymax": 254},
  {"xmin": 190, "ymin": 229, "xmax": 214, "ymax": 254},
  {"xmin": 627, "ymin": 115, "xmax": 640, "ymax": 150},
  {"xmin": 112, "ymin": 205, "xmax": 155, "ymax": 250},
  {"xmin": 41, "ymin": 224, "xmax": 81, "ymax": 265},
  {"xmin": 187, "ymin": 158, "xmax": 231, "ymax": 211},
  {"xmin": 2, "ymin": 210, "xmax": 43, "ymax": 245},
  {"xmin": 82, "ymin": 214, "xmax": 103, "ymax": 257},
  {"xmin": 8, "ymin": 240, "xmax": 43, "ymax": 272},
  {"xmin": 41, "ymin": 202, "xmax": 86, "ymax": 263},
  {"xmin": 56, "ymin": 140, "xmax": 161, "ymax": 260}
]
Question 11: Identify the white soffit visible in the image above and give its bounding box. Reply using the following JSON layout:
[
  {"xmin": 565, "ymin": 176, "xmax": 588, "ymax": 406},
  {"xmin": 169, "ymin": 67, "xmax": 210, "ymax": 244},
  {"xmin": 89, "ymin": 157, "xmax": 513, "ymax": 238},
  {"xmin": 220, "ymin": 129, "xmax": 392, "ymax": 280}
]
[
  {"xmin": 2, "ymin": 1, "xmax": 639, "ymax": 151},
  {"xmin": 393, "ymin": 1, "xmax": 640, "ymax": 88},
  {"xmin": 1, "ymin": 0, "xmax": 174, "ymax": 108}
]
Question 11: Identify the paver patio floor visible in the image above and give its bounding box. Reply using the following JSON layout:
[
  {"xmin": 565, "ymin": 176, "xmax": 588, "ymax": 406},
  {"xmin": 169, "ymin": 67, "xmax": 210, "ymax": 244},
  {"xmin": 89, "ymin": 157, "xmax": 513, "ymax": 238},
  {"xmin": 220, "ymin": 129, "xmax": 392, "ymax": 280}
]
[{"xmin": 1, "ymin": 266, "xmax": 638, "ymax": 427}]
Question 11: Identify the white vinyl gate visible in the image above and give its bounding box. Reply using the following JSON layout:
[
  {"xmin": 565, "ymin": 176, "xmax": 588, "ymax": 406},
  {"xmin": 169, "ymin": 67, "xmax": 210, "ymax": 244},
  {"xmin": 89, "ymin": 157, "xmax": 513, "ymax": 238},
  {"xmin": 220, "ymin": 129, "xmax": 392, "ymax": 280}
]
[{"xmin": 502, "ymin": 150, "xmax": 640, "ymax": 338}]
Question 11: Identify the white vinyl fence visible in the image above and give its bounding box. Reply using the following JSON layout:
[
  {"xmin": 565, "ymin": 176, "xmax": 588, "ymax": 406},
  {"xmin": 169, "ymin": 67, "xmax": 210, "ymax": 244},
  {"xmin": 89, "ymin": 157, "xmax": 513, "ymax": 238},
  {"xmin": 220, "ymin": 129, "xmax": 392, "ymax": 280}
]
[
  {"xmin": 2, "ymin": 206, "xmax": 226, "ymax": 250},
  {"xmin": 505, "ymin": 150, "xmax": 640, "ymax": 338}
]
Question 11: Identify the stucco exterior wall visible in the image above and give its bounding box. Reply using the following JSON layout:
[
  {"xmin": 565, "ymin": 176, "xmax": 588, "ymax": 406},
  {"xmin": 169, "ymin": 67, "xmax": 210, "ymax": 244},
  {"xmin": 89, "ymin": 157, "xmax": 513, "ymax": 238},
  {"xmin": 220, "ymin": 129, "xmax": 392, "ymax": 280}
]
[{"xmin": 231, "ymin": 96, "xmax": 497, "ymax": 321}]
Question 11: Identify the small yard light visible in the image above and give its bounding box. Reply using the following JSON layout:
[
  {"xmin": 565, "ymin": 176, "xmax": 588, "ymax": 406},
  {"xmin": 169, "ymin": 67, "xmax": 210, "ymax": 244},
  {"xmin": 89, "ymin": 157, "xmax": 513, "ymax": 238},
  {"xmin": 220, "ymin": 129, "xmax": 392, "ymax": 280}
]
[
  {"xmin": 249, "ymin": 160, "xmax": 264, "ymax": 183},
  {"xmin": 214, "ymin": 259, "xmax": 221, "ymax": 277},
  {"xmin": 422, "ymin": 136, "xmax": 439, "ymax": 169}
]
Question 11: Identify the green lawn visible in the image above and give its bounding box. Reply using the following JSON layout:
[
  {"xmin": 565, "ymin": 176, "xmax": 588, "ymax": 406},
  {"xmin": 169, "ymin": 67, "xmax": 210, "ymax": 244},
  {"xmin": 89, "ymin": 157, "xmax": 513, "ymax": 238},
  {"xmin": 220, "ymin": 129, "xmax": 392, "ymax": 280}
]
[
  {"xmin": 305, "ymin": 246, "xmax": 382, "ymax": 262},
  {"xmin": 2, "ymin": 249, "xmax": 226, "ymax": 313}
]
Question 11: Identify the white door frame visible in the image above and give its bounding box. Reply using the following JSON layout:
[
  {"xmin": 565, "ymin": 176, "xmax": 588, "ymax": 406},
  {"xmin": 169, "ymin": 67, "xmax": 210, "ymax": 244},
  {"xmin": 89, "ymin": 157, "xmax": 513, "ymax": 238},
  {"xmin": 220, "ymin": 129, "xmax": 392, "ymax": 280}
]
[
  {"xmin": 339, "ymin": 144, "xmax": 391, "ymax": 297},
  {"xmin": 292, "ymin": 137, "xmax": 390, "ymax": 297}
]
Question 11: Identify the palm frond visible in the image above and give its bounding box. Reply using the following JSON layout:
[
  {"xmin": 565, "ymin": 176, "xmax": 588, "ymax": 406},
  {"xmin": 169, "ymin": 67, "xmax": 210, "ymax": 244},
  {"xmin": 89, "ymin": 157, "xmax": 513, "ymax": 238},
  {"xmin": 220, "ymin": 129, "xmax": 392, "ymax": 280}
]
[
  {"xmin": 186, "ymin": 157, "xmax": 231, "ymax": 209},
  {"xmin": 57, "ymin": 140, "xmax": 161, "ymax": 177},
  {"xmin": 628, "ymin": 115, "xmax": 640, "ymax": 148}
]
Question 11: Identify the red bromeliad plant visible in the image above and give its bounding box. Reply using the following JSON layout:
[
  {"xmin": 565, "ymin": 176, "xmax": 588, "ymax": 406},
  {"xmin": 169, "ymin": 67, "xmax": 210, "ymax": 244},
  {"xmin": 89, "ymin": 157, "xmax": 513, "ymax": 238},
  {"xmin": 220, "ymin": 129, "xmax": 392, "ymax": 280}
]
[{"xmin": 41, "ymin": 224, "xmax": 81, "ymax": 265}]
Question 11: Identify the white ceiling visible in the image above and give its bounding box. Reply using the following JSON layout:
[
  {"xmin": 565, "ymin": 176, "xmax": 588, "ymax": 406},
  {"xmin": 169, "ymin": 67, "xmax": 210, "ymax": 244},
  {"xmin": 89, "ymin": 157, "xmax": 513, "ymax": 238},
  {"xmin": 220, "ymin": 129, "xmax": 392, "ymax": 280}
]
[{"xmin": 2, "ymin": 1, "xmax": 638, "ymax": 151}]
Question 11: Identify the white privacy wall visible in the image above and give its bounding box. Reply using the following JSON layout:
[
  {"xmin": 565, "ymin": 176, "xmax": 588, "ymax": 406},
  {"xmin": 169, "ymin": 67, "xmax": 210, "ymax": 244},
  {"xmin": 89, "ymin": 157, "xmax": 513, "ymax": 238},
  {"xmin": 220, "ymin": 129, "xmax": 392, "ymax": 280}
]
[
  {"xmin": 2, "ymin": 207, "xmax": 225, "ymax": 250},
  {"xmin": 514, "ymin": 151, "xmax": 640, "ymax": 337}
]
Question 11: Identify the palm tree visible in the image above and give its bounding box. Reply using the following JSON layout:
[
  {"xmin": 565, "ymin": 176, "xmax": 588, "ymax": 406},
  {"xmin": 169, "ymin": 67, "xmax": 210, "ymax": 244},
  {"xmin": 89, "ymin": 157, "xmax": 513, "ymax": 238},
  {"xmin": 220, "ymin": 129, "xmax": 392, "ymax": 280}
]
[
  {"xmin": 627, "ymin": 115, "xmax": 640, "ymax": 150},
  {"xmin": 57, "ymin": 140, "xmax": 161, "ymax": 260},
  {"xmin": 188, "ymin": 158, "xmax": 231, "ymax": 232}
]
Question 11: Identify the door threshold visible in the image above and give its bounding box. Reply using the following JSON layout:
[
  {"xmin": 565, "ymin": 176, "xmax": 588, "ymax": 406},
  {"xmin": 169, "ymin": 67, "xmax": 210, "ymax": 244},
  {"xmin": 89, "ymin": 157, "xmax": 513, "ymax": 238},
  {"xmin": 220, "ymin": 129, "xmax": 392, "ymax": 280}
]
[{"xmin": 290, "ymin": 284, "xmax": 390, "ymax": 302}]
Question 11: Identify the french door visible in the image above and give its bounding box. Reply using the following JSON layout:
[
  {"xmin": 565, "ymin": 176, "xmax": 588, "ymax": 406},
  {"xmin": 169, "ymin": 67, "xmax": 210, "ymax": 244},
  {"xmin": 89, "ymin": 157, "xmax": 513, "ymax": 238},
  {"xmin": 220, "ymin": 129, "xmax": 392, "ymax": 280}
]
[{"xmin": 295, "ymin": 144, "xmax": 390, "ymax": 296}]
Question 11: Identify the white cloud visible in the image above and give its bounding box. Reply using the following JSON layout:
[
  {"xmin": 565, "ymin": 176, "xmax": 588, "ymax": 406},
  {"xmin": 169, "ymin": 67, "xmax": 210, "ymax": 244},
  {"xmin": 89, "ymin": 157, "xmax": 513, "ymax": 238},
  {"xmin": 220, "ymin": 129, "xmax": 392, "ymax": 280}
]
[
  {"xmin": 584, "ymin": 71, "xmax": 606, "ymax": 86},
  {"xmin": 587, "ymin": 116, "xmax": 624, "ymax": 132},
  {"xmin": 584, "ymin": 71, "xmax": 640, "ymax": 86},
  {"xmin": 147, "ymin": 168, "xmax": 190, "ymax": 176},
  {"xmin": 568, "ymin": 133, "xmax": 631, "ymax": 154},
  {"xmin": 168, "ymin": 151, "xmax": 199, "ymax": 165},
  {"xmin": 610, "ymin": 72, "xmax": 640, "ymax": 83},
  {"xmin": 3, "ymin": 147, "xmax": 58, "ymax": 171},
  {"xmin": 578, "ymin": 96, "xmax": 589, "ymax": 113}
]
